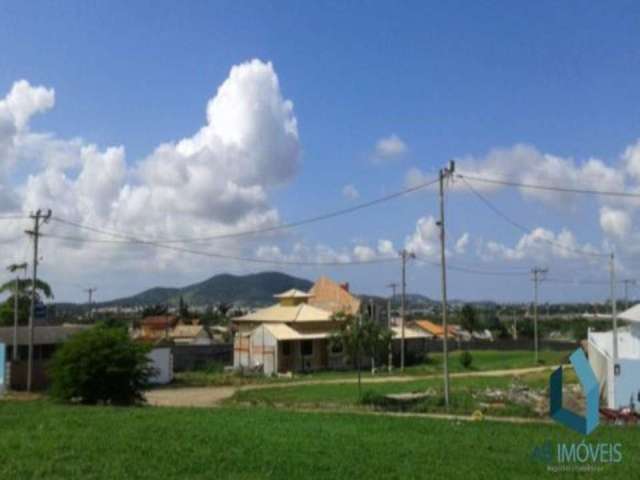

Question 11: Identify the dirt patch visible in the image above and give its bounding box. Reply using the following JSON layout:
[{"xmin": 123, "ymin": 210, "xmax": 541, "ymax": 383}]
[{"xmin": 145, "ymin": 387, "xmax": 236, "ymax": 407}]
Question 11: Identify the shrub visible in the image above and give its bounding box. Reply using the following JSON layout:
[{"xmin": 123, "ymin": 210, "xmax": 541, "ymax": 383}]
[
  {"xmin": 50, "ymin": 325, "xmax": 153, "ymax": 405},
  {"xmin": 459, "ymin": 350, "xmax": 473, "ymax": 369}
]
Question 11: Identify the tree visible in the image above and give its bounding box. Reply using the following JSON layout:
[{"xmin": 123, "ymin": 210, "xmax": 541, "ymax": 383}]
[
  {"xmin": 460, "ymin": 304, "xmax": 477, "ymax": 333},
  {"xmin": 50, "ymin": 324, "xmax": 153, "ymax": 405},
  {"xmin": 141, "ymin": 304, "xmax": 168, "ymax": 317},
  {"xmin": 0, "ymin": 278, "xmax": 53, "ymax": 327},
  {"xmin": 329, "ymin": 312, "xmax": 393, "ymax": 400},
  {"xmin": 178, "ymin": 296, "xmax": 189, "ymax": 318}
]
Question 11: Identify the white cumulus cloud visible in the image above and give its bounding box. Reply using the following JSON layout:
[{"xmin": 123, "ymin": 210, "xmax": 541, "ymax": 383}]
[{"xmin": 373, "ymin": 134, "xmax": 407, "ymax": 162}]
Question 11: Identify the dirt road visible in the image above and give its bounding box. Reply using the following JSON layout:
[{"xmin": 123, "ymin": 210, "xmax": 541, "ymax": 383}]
[{"xmin": 145, "ymin": 365, "xmax": 554, "ymax": 408}]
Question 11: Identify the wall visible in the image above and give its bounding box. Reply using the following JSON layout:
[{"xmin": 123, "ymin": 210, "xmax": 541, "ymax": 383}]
[
  {"xmin": 423, "ymin": 338, "xmax": 578, "ymax": 353},
  {"xmin": 174, "ymin": 344, "xmax": 233, "ymax": 371},
  {"xmin": 613, "ymin": 358, "xmax": 640, "ymax": 410},
  {"xmin": 148, "ymin": 347, "xmax": 173, "ymax": 384}
]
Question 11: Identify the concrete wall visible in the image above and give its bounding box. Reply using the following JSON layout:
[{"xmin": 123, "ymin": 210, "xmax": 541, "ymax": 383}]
[
  {"xmin": 613, "ymin": 358, "xmax": 640, "ymax": 410},
  {"xmin": 148, "ymin": 347, "xmax": 173, "ymax": 384},
  {"xmin": 174, "ymin": 344, "xmax": 233, "ymax": 371}
]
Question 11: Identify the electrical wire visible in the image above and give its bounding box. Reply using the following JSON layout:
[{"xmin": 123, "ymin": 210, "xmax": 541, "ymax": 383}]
[
  {"xmin": 49, "ymin": 176, "xmax": 440, "ymax": 244},
  {"xmin": 458, "ymin": 173, "xmax": 640, "ymax": 199},
  {"xmin": 458, "ymin": 175, "xmax": 608, "ymax": 259},
  {"xmin": 39, "ymin": 231, "xmax": 398, "ymax": 267}
]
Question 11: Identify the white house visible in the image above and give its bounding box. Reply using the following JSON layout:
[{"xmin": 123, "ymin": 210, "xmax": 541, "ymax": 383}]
[{"xmin": 588, "ymin": 304, "xmax": 640, "ymax": 409}]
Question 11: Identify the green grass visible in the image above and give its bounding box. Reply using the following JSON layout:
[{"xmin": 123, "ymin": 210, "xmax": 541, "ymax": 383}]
[
  {"xmin": 0, "ymin": 401, "xmax": 637, "ymax": 479},
  {"xmin": 173, "ymin": 350, "xmax": 570, "ymax": 387},
  {"xmin": 231, "ymin": 369, "xmax": 579, "ymax": 418}
]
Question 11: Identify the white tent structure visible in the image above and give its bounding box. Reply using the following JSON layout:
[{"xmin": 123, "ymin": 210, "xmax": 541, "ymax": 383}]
[{"xmin": 587, "ymin": 304, "xmax": 640, "ymax": 409}]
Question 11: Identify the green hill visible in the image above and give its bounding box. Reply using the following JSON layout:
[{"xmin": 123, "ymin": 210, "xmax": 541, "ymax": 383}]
[{"xmin": 98, "ymin": 271, "xmax": 313, "ymax": 307}]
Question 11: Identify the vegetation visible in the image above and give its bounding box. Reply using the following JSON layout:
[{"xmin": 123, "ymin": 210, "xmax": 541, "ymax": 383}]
[
  {"xmin": 0, "ymin": 278, "xmax": 53, "ymax": 326},
  {"xmin": 459, "ymin": 350, "xmax": 473, "ymax": 369},
  {"xmin": 230, "ymin": 369, "xmax": 575, "ymax": 418},
  {"xmin": 329, "ymin": 312, "xmax": 392, "ymax": 398},
  {"xmin": 1, "ymin": 402, "xmax": 636, "ymax": 479},
  {"xmin": 50, "ymin": 325, "xmax": 153, "ymax": 405}
]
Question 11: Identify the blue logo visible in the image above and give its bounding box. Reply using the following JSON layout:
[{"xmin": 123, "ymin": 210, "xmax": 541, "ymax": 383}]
[{"xmin": 549, "ymin": 348, "xmax": 599, "ymax": 435}]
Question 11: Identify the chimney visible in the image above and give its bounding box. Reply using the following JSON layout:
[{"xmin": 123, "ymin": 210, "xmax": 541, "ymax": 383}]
[{"xmin": 340, "ymin": 282, "xmax": 350, "ymax": 292}]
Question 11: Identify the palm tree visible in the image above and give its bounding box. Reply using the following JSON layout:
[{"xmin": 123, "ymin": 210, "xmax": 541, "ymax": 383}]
[{"xmin": 0, "ymin": 278, "xmax": 53, "ymax": 326}]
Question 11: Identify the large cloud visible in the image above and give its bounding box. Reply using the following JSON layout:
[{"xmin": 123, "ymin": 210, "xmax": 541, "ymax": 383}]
[{"xmin": 0, "ymin": 60, "xmax": 302, "ymax": 296}]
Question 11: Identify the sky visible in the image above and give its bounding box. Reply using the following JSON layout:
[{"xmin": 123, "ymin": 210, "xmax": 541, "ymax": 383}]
[{"xmin": 1, "ymin": 1, "xmax": 640, "ymax": 304}]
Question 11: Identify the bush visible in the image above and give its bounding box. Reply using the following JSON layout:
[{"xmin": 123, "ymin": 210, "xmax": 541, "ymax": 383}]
[
  {"xmin": 50, "ymin": 325, "xmax": 153, "ymax": 405},
  {"xmin": 459, "ymin": 350, "xmax": 473, "ymax": 369}
]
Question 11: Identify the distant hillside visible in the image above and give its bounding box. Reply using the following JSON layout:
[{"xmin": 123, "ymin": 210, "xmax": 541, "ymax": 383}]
[{"xmin": 98, "ymin": 272, "xmax": 313, "ymax": 308}]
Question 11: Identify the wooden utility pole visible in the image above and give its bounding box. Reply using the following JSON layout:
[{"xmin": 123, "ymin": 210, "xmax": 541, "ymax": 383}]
[
  {"xmin": 399, "ymin": 250, "xmax": 415, "ymax": 371},
  {"xmin": 25, "ymin": 209, "xmax": 51, "ymax": 391},
  {"xmin": 7, "ymin": 262, "xmax": 28, "ymax": 361},
  {"xmin": 386, "ymin": 282, "xmax": 398, "ymax": 371},
  {"xmin": 531, "ymin": 266, "xmax": 548, "ymax": 364},
  {"xmin": 437, "ymin": 160, "xmax": 455, "ymax": 410}
]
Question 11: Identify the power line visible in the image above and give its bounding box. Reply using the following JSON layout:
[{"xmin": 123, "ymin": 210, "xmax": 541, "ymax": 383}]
[
  {"xmin": 458, "ymin": 175, "xmax": 607, "ymax": 259},
  {"xmin": 39, "ymin": 231, "xmax": 397, "ymax": 267},
  {"xmin": 49, "ymin": 176, "xmax": 439, "ymax": 244},
  {"xmin": 458, "ymin": 173, "xmax": 640, "ymax": 199}
]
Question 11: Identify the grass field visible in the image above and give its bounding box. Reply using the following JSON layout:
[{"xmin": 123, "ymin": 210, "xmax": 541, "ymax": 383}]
[
  {"xmin": 0, "ymin": 401, "xmax": 637, "ymax": 479},
  {"xmin": 174, "ymin": 349, "xmax": 570, "ymax": 387},
  {"xmin": 231, "ymin": 369, "xmax": 577, "ymax": 418}
]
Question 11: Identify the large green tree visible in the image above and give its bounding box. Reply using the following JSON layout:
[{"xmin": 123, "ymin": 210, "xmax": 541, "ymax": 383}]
[{"xmin": 0, "ymin": 278, "xmax": 53, "ymax": 326}]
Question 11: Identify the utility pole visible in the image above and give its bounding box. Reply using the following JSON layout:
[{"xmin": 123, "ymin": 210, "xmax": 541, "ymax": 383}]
[
  {"xmin": 622, "ymin": 279, "xmax": 636, "ymax": 310},
  {"xmin": 25, "ymin": 209, "xmax": 51, "ymax": 392},
  {"xmin": 399, "ymin": 250, "xmax": 415, "ymax": 372},
  {"xmin": 84, "ymin": 287, "xmax": 97, "ymax": 320},
  {"xmin": 437, "ymin": 160, "xmax": 455, "ymax": 410},
  {"xmin": 386, "ymin": 282, "xmax": 398, "ymax": 372},
  {"xmin": 610, "ymin": 253, "xmax": 618, "ymax": 362},
  {"xmin": 7, "ymin": 262, "xmax": 28, "ymax": 361},
  {"xmin": 531, "ymin": 267, "xmax": 548, "ymax": 364}
]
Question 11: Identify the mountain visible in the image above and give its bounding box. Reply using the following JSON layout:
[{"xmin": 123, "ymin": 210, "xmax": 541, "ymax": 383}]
[{"xmin": 97, "ymin": 272, "xmax": 313, "ymax": 308}]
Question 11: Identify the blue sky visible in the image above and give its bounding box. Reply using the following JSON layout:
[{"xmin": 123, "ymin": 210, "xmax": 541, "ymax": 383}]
[{"xmin": 1, "ymin": 1, "xmax": 640, "ymax": 303}]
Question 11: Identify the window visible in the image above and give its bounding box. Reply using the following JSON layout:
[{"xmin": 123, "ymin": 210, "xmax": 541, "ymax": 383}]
[
  {"xmin": 301, "ymin": 340, "xmax": 313, "ymax": 356},
  {"xmin": 282, "ymin": 342, "xmax": 291, "ymax": 356}
]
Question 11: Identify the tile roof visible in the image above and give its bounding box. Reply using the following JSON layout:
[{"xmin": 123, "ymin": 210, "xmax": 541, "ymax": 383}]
[
  {"xmin": 237, "ymin": 303, "xmax": 333, "ymax": 323},
  {"xmin": 307, "ymin": 276, "xmax": 361, "ymax": 314}
]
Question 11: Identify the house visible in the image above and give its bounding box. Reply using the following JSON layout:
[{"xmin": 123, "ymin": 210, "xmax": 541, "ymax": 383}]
[
  {"xmin": 233, "ymin": 288, "xmax": 343, "ymax": 374},
  {"xmin": 169, "ymin": 324, "xmax": 214, "ymax": 345},
  {"xmin": 0, "ymin": 325, "xmax": 91, "ymax": 390},
  {"xmin": 588, "ymin": 304, "xmax": 640, "ymax": 409},
  {"xmin": 233, "ymin": 277, "xmax": 433, "ymax": 374},
  {"xmin": 135, "ymin": 315, "xmax": 178, "ymax": 341},
  {"xmin": 0, "ymin": 325, "xmax": 91, "ymax": 362}
]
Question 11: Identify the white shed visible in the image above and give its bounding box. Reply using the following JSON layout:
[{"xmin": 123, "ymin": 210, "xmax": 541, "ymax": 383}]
[{"xmin": 587, "ymin": 304, "xmax": 640, "ymax": 409}]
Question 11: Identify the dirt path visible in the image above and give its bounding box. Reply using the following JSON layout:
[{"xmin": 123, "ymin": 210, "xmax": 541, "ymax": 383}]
[
  {"xmin": 146, "ymin": 386, "xmax": 237, "ymax": 407},
  {"xmin": 145, "ymin": 365, "xmax": 554, "ymax": 408}
]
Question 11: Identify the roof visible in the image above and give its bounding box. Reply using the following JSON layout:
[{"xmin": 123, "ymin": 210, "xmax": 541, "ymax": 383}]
[
  {"xmin": 169, "ymin": 325, "xmax": 209, "ymax": 339},
  {"xmin": 391, "ymin": 325, "xmax": 432, "ymax": 339},
  {"xmin": 263, "ymin": 323, "xmax": 331, "ymax": 341},
  {"xmin": 237, "ymin": 303, "xmax": 333, "ymax": 323},
  {"xmin": 413, "ymin": 320, "xmax": 456, "ymax": 338},
  {"xmin": 141, "ymin": 315, "xmax": 177, "ymax": 329},
  {"xmin": 273, "ymin": 289, "xmax": 313, "ymax": 299},
  {"xmin": 307, "ymin": 276, "xmax": 361, "ymax": 314},
  {"xmin": 0, "ymin": 325, "xmax": 91, "ymax": 346},
  {"xmin": 618, "ymin": 304, "xmax": 640, "ymax": 323}
]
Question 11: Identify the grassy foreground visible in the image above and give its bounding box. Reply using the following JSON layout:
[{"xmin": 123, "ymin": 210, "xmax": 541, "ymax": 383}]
[{"xmin": 0, "ymin": 401, "xmax": 638, "ymax": 479}]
